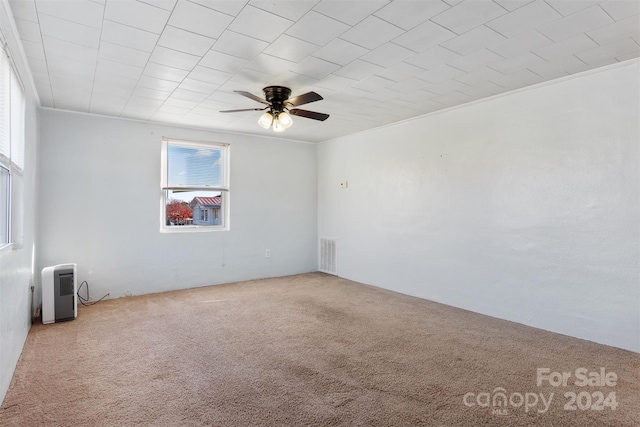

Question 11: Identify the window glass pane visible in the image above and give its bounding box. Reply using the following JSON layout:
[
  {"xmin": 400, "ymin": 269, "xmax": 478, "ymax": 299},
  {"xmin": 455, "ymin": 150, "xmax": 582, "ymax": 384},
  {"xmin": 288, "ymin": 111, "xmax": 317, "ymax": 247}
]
[
  {"xmin": 167, "ymin": 144, "xmax": 222, "ymax": 187},
  {"xmin": 165, "ymin": 190, "xmax": 222, "ymax": 227},
  {"xmin": 0, "ymin": 166, "xmax": 8, "ymax": 245}
]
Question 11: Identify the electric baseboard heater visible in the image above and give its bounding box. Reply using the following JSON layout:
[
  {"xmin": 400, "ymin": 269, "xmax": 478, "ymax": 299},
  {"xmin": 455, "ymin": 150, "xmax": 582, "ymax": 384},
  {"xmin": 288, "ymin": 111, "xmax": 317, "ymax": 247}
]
[{"xmin": 42, "ymin": 263, "xmax": 77, "ymax": 324}]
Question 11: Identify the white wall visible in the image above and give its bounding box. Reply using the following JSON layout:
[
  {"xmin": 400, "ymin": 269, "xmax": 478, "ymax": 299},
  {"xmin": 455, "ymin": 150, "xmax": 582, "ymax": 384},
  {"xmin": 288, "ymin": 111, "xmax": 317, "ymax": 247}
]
[
  {"xmin": 38, "ymin": 110, "xmax": 317, "ymax": 299},
  {"xmin": 0, "ymin": 0, "xmax": 40, "ymax": 404},
  {"xmin": 318, "ymin": 60, "xmax": 639, "ymax": 353}
]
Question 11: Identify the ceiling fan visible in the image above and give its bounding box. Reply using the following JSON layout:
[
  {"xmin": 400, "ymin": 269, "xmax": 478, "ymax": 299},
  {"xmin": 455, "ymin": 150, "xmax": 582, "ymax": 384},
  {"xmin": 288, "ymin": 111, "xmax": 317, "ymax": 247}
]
[{"xmin": 220, "ymin": 86, "xmax": 329, "ymax": 132}]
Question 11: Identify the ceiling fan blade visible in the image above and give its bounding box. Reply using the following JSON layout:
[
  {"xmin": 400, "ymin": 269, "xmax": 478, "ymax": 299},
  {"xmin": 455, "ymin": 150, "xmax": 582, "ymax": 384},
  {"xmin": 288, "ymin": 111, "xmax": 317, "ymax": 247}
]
[
  {"xmin": 234, "ymin": 90, "xmax": 270, "ymax": 105},
  {"xmin": 287, "ymin": 91, "xmax": 323, "ymax": 107},
  {"xmin": 220, "ymin": 107, "xmax": 267, "ymax": 113},
  {"xmin": 289, "ymin": 109, "xmax": 330, "ymax": 121}
]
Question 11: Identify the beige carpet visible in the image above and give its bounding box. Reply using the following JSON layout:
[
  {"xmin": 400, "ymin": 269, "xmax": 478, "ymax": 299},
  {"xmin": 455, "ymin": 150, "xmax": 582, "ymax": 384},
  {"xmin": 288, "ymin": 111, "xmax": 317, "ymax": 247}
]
[{"xmin": 1, "ymin": 273, "xmax": 638, "ymax": 426}]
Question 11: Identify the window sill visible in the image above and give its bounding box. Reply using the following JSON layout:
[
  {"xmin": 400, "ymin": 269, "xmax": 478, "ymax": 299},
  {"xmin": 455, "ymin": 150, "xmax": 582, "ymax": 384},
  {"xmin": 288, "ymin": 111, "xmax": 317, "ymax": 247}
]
[{"xmin": 160, "ymin": 226, "xmax": 229, "ymax": 233}]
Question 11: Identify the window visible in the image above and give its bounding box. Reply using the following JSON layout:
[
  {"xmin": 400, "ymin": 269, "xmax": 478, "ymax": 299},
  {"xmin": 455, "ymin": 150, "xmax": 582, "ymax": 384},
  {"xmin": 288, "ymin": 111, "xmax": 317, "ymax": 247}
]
[
  {"xmin": 161, "ymin": 138, "xmax": 229, "ymax": 231},
  {"xmin": 0, "ymin": 40, "xmax": 25, "ymax": 251}
]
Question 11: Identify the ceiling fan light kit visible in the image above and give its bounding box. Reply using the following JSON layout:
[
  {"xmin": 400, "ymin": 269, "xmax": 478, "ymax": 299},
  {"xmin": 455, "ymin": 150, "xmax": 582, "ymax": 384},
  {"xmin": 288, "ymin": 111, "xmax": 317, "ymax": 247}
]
[{"xmin": 221, "ymin": 86, "xmax": 329, "ymax": 133}]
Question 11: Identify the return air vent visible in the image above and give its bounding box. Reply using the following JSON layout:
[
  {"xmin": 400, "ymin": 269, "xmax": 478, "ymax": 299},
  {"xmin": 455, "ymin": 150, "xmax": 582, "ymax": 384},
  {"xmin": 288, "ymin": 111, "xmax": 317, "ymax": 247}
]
[{"xmin": 319, "ymin": 238, "xmax": 337, "ymax": 275}]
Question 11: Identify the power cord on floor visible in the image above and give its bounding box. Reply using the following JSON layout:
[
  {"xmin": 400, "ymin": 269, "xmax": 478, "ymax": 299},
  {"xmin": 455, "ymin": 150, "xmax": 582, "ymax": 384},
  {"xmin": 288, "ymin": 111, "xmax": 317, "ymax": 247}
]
[{"xmin": 77, "ymin": 281, "xmax": 109, "ymax": 306}]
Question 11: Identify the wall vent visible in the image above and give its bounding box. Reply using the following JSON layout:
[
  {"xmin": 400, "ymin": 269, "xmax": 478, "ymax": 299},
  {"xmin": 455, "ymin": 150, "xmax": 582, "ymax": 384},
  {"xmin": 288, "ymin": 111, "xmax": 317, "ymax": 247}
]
[{"xmin": 319, "ymin": 238, "xmax": 337, "ymax": 275}]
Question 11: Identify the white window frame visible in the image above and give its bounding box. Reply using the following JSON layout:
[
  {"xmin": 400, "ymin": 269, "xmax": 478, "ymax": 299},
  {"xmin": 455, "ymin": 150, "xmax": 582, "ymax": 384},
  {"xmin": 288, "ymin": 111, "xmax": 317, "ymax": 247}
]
[
  {"xmin": 0, "ymin": 39, "xmax": 25, "ymax": 256},
  {"xmin": 160, "ymin": 138, "xmax": 230, "ymax": 232}
]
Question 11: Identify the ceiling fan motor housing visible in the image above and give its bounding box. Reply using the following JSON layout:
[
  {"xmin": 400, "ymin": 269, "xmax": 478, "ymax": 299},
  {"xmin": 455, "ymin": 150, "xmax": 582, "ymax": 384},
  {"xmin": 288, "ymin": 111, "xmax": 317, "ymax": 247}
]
[{"xmin": 263, "ymin": 86, "xmax": 291, "ymax": 111}]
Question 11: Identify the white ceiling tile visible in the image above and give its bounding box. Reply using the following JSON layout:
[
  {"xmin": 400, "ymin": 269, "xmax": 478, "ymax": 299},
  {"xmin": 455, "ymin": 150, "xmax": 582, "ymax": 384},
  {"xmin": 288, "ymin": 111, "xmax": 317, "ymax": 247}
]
[
  {"xmin": 600, "ymin": 0, "xmax": 640, "ymax": 20},
  {"xmin": 98, "ymin": 42, "xmax": 151, "ymax": 68},
  {"xmin": 132, "ymin": 85, "xmax": 172, "ymax": 101},
  {"xmin": 489, "ymin": 30, "xmax": 552, "ymax": 57},
  {"xmin": 189, "ymin": 0, "xmax": 248, "ymax": 16},
  {"xmin": 374, "ymin": 0, "xmax": 450, "ymax": 30},
  {"xmin": 312, "ymin": 39, "xmax": 369, "ymax": 66},
  {"xmin": 375, "ymin": 61, "xmax": 428, "ymax": 81},
  {"xmin": 21, "ymin": 40, "xmax": 46, "ymax": 60},
  {"xmin": 93, "ymin": 72, "xmax": 138, "ymax": 96},
  {"xmin": 447, "ymin": 48, "xmax": 504, "ymax": 72},
  {"xmin": 432, "ymin": 90, "xmax": 473, "ymax": 106},
  {"xmin": 199, "ymin": 51, "xmax": 248, "ymax": 73},
  {"xmin": 8, "ymin": 0, "xmax": 38, "ymax": 23},
  {"xmin": 616, "ymin": 51, "xmax": 639, "ymax": 61},
  {"xmin": 290, "ymin": 56, "xmax": 340, "ymax": 79},
  {"xmin": 36, "ymin": 0, "xmax": 104, "ymax": 29},
  {"xmin": 392, "ymin": 21, "xmax": 456, "ymax": 53},
  {"xmin": 97, "ymin": 58, "xmax": 143, "ymax": 80},
  {"xmin": 587, "ymin": 16, "xmax": 640, "ymax": 46},
  {"xmin": 171, "ymin": 88, "xmax": 208, "ymax": 102},
  {"xmin": 189, "ymin": 66, "xmax": 234, "ymax": 85},
  {"xmin": 14, "ymin": 18, "xmax": 41, "ymax": 43},
  {"xmin": 89, "ymin": 94, "xmax": 127, "ymax": 116},
  {"xmin": 486, "ymin": 1, "xmax": 562, "ymax": 38},
  {"xmin": 546, "ymin": 0, "xmax": 604, "ymax": 17},
  {"xmin": 537, "ymin": 5, "xmax": 614, "ymax": 41},
  {"xmin": 138, "ymin": 75, "xmax": 180, "ymax": 92},
  {"xmin": 454, "ymin": 66, "xmax": 505, "ymax": 85},
  {"xmin": 333, "ymin": 59, "xmax": 385, "ymax": 80},
  {"xmin": 527, "ymin": 54, "xmax": 587, "ymax": 77},
  {"xmin": 38, "ymin": 14, "xmax": 101, "ymax": 48},
  {"xmin": 148, "ymin": 46, "xmax": 201, "ymax": 71},
  {"xmin": 313, "ymin": 74, "xmax": 357, "ymax": 91},
  {"xmin": 489, "ymin": 52, "xmax": 544, "ymax": 73},
  {"xmin": 229, "ymin": 68, "xmax": 277, "ymax": 86},
  {"xmin": 211, "ymin": 31, "xmax": 269, "ymax": 59},
  {"xmin": 168, "ymin": 1, "xmax": 234, "ymax": 39},
  {"xmin": 387, "ymin": 77, "xmax": 433, "ymax": 94},
  {"xmin": 415, "ymin": 64, "xmax": 466, "ymax": 83},
  {"xmin": 104, "ymin": 0, "xmax": 171, "ymax": 34},
  {"xmin": 490, "ymin": 68, "xmax": 543, "ymax": 89},
  {"xmin": 351, "ymin": 75, "xmax": 395, "ymax": 92},
  {"xmin": 405, "ymin": 46, "xmax": 461, "ymax": 70},
  {"xmin": 101, "ymin": 20, "xmax": 160, "ymax": 53},
  {"xmin": 158, "ymin": 26, "xmax": 216, "ymax": 56},
  {"xmin": 493, "ymin": 0, "xmax": 535, "ymax": 12},
  {"xmin": 340, "ymin": 16, "xmax": 405, "ymax": 50},
  {"xmin": 163, "ymin": 96, "xmax": 199, "ymax": 110},
  {"xmin": 419, "ymin": 78, "xmax": 469, "ymax": 95},
  {"xmin": 269, "ymin": 70, "xmax": 320, "ymax": 89},
  {"xmin": 458, "ymin": 81, "xmax": 505, "ymax": 98},
  {"xmin": 178, "ymin": 78, "xmax": 219, "ymax": 94},
  {"xmin": 575, "ymin": 37, "xmax": 639, "ymax": 63},
  {"xmin": 264, "ymin": 34, "xmax": 320, "ymax": 62},
  {"xmin": 245, "ymin": 53, "xmax": 296, "ymax": 75},
  {"xmin": 313, "ymin": 0, "xmax": 389, "ymax": 25},
  {"xmin": 285, "ymin": 11, "xmax": 350, "ymax": 46},
  {"xmin": 533, "ymin": 34, "xmax": 599, "ymax": 61},
  {"xmin": 43, "ymin": 37, "xmax": 98, "ymax": 65},
  {"xmin": 229, "ymin": 5, "xmax": 293, "ymax": 43},
  {"xmin": 431, "ymin": 0, "xmax": 507, "ymax": 35},
  {"xmin": 47, "ymin": 56, "xmax": 95, "ymax": 81},
  {"xmin": 26, "ymin": 57, "xmax": 48, "ymax": 74},
  {"xmin": 250, "ymin": 0, "xmax": 317, "ymax": 21},
  {"xmin": 441, "ymin": 25, "xmax": 506, "ymax": 55},
  {"xmin": 360, "ymin": 42, "xmax": 414, "ymax": 67},
  {"xmin": 143, "ymin": 62, "xmax": 190, "ymax": 82},
  {"xmin": 93, "ymin": 70, "xmax": 138, "ymax": 98},
  {"xmin": 137, "ymin": 0, "xmax": 177, "ymax": 12}
]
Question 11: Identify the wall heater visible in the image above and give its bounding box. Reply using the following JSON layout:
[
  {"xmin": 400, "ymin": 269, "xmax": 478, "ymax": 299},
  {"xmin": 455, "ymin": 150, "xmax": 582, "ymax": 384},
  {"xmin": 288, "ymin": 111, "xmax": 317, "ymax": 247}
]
[{"xmin": 42, "ymin": 263, "xmax": 77, "ymax": 324}]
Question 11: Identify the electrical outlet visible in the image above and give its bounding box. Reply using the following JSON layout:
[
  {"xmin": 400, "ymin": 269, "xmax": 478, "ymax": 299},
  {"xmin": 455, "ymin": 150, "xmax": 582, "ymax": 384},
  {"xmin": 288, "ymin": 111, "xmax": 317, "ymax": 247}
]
[{"xmin": 265, "ymin": 248, "xmax": 271, "ymax": 258}]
